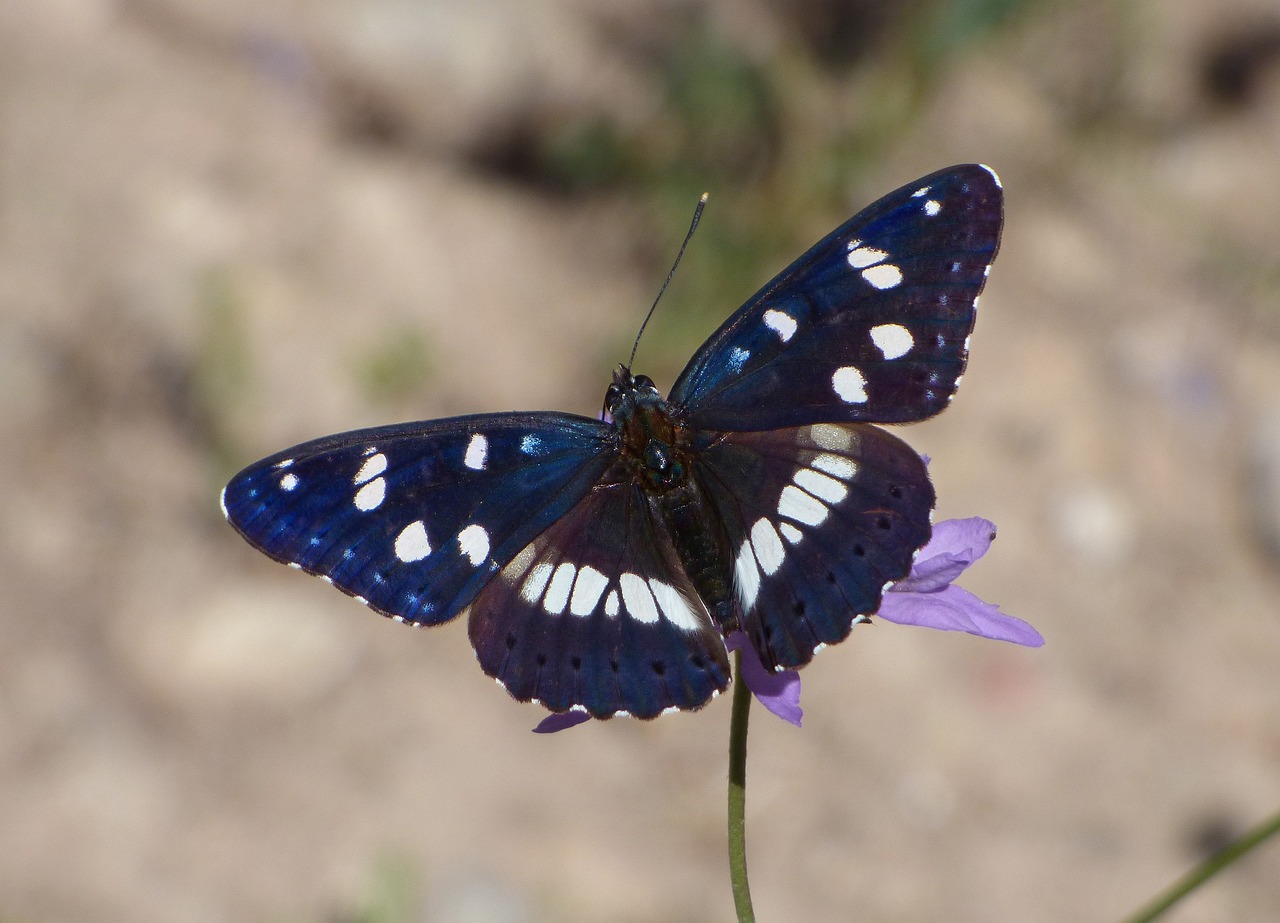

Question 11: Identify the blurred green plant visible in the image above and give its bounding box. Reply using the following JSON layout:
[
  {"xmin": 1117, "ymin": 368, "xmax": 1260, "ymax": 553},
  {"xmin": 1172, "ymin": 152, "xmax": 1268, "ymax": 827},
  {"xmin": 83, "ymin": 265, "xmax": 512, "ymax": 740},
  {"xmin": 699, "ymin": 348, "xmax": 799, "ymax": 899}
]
[
  {"xmin": 191, "ymin": 264, "xmax": 254, "ymax": 473},
  {"xmin": 354, "ymin": 323, "xmax": 434, "ymax": 408},
  {"xmin": 339, "ymin": 853, "xmax": 420, "ymax": 923}
]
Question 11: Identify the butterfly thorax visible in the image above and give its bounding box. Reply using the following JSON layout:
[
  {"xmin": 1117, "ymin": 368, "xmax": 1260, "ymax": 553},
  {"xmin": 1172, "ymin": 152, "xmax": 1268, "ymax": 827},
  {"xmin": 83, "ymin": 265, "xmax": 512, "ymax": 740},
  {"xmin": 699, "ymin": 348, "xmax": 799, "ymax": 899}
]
[{"xmin": 606, "ymin": 367, "xmax": 738, "ymax": 628}]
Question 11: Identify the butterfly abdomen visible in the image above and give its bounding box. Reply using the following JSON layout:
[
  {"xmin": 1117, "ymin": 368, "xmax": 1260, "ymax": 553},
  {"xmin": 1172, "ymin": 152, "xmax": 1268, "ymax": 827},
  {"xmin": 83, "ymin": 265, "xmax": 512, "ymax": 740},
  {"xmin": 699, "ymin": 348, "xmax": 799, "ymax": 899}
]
[{"xmin": 652, "ymin": 469, "xmax": 738, "ymax": 629}]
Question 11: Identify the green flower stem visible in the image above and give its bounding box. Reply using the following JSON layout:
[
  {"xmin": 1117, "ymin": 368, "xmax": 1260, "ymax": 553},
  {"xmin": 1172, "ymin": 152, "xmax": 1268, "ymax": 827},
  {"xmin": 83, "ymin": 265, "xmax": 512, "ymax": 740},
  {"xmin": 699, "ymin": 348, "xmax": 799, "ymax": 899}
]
[
  {"xmin": 1120, "ymin": 808, "xmax": 1280, "ymax": 923},
  {"xmin": 728, "ymin": 649, "xmax": 756, "ymax": 923}
]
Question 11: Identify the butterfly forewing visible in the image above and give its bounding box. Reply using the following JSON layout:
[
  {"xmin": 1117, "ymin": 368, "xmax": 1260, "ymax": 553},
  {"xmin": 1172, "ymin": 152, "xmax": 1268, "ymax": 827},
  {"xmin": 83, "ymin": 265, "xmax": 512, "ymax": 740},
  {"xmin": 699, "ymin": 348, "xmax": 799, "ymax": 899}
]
[
  {"xmin": 669, "ymin": 164, "xmax": 1002, "ymax": 431},
  {"xmin": 222, "ymin": 413, "xmax": 614, "ymax": 626},
  {"xmin": 692, "ymin": 422, "xmax": 933, "ymax": 671},
  {"xmin": 468, "ymin": 480, "xmax": 731, "ymax": 719}
]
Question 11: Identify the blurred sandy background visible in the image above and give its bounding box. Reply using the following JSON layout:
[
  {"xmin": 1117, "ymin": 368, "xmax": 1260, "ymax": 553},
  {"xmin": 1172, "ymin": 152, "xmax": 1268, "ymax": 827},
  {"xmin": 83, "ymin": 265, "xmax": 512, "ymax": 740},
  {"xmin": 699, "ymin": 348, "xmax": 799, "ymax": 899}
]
[{"xmin": 3, "ymin": 1, "xmax": 1280, "ymax": 921}]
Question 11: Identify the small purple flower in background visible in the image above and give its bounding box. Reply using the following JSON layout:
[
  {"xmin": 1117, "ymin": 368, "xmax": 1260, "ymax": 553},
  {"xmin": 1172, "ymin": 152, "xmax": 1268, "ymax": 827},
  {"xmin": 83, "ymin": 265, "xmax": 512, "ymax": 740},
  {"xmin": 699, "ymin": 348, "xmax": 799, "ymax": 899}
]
[
  {"xmin": 877, "ymin": 517, "xmax": 1043, "ymax": 647},
  {"xmin": 534, "ymin": 517, "xmax": 1039, "ymax": 731}
]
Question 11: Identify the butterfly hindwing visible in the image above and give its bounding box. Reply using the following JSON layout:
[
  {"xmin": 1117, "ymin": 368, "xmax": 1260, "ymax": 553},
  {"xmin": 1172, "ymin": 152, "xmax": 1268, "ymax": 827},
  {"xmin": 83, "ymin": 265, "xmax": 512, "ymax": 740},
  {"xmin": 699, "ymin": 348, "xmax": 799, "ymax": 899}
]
[
  {"xmin": 670, "ymin": 164, "xmax": 1002, "ymax": 431},
  {"xmin": 468, "ymin": 480, "xmax": 731, "ymax": 719},
  {"xmin": 692, "ymin": 422, "xmax": 933, "ymax": 671},
  {"xmin": 222, "ymin": 413, "xmax": 614, "ymax": 626}
]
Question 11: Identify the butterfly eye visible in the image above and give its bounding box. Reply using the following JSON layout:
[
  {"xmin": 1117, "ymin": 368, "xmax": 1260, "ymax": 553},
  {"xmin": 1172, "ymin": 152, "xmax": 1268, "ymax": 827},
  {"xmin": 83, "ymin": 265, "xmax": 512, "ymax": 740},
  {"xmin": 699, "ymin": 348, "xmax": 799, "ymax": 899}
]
[
  {"xmin": 633, "ymin": 374, "xmax": 658, "ymax": 394},
  {"xmin": 604, "ymin": 383, "xmax": 624, "ymax": 416}
]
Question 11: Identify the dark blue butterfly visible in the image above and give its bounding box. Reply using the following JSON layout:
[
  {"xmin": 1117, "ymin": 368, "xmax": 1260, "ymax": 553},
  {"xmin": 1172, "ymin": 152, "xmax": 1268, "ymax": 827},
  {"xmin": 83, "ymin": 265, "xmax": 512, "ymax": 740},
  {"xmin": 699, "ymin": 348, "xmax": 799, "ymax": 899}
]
[{"xmin": 222, "ymin": 164, "xmax": 1003, "ymax": 720}]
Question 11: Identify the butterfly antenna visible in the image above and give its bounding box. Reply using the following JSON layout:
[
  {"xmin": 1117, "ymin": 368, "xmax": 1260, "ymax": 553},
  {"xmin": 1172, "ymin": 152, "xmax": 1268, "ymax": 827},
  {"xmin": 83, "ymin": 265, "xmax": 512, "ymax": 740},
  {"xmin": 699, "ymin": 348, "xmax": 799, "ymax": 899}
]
[{"xmin": 627, "ymin": 193, "xmax": 709, "ymax": 371}]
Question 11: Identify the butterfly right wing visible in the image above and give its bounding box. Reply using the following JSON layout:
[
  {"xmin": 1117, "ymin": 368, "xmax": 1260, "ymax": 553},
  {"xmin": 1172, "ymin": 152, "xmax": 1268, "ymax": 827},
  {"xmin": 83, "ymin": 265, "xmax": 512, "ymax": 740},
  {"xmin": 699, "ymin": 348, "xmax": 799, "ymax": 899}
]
[
  {"xmin": 691, "ymin": 421, "xmax": 933, "ymax": 672},
  {"xmin": 670, "ymin": 164, "xmax": 1002, "ymax": 431},
  {"xmin": 468, "ymin": 477, "xmax": 732, "ymax": 719}
]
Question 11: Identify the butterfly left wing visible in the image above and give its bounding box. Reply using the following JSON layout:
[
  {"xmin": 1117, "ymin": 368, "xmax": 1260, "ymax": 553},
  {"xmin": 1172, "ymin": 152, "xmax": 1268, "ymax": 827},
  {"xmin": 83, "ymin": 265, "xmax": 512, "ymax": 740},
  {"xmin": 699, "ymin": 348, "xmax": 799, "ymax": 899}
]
[
  {"xmin": 467, "ymin": 478, "xmax": 731, "ymax": 719},
  {"xmin": 691, "ymin": 420, "xmax": 933, "ymax": 672},
  {"xmin": 221, "ymin": 413, "xmax": 615, "ymax": 627},
  {"xmin": 669, "ymin": 164, "xmax": 1002, "ymax": 431}
]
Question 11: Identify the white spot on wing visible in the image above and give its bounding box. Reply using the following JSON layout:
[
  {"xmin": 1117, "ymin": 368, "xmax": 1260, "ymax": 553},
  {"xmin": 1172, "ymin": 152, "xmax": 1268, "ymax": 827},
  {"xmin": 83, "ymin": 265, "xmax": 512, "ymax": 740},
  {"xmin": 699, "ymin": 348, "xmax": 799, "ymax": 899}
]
[
  {"xmin": 846, "ymin": 245, "xmax": 889, "ymax": 269},
  {"xmin": 354, "ymin": 477, "xmax": 386, "ymax": 511},
  {"xmin": 464, "ymin": 433, "xmax": 488, "ymax": 470},
  {"xmin": 520, "ymin": 435, "xmax": 543, "ymax": 455},
  {"xmin": 808, "ymin": 423, "xmax": 853, "ymax": 451},
  {"xmin": 274, "ymin": 458, "xmax": 294, "ymax": 469},
  {"xmin": 394, "ymin": 520, "xmax": 431, "ymax": 562},
  {"xmin": 570, "ymin": 566, "xmax": 609, "ymax": 616},
  {"xmin": 502, "ymin": 545, "xmax": 536, "ymax": 583},
  {"xmin": 794, "ymin": 468, "xmax": 848, "ymax": 505},
  {"xmin": 544, "ymin": 562, "xmax": 576, "ymax": 614},
  {"xmin": 458, "ymin": 524, "xmax": 490, "ymax": 567},
  {"xmin": 778, "ymin": 484, "xmax": 828, "ymax": 526},
  {"xmin": 354, "ymin": 453, "xmax": 387, "ymax": 485},
  {"xmin": 750, "ymin": 518, "xmax": 785, "ymax": 576},
  {"xmin": 520, "ymin": 562, "xmax": 554, "ymax": 604},
  {"xmin": 870, "ymin": 323, "xmax": 914, "ymax": 360},
  {"xmin": 912, "ymin": 186, "xmax": 930, "ymax": 197},
  {"xmin": 924, "ymin": 199, "xmax": 941, "ymax": 216},
  {"xmin": 728, "ymin": 346, "xmax": 750, "ymax": 371},
  {"xmin": 604, "ymin": 589, "xmax": 620, "ymax": 617},
  {"xmin": 279, "ymin": 472, "xmax": 299, "ymax": 491},
  {"xmin": 831, "ymin": 366, "xmax": 868, "ymax": 403},
  {"xmin": 619, "ymin": 572, "xmax": 659, "ymax": 624},
  {"xmin": 649, "ymin": 580, "xmax": 702, "ymax": 631},
  {"xmin": 734, "ymin": 541, "xmax": 761, "ymax": 611},
  {"xmin": 763, "ymin": 309, "xmax": 798, "ymax": 343},
  {"xmin": 862, "ymin": 263, "xmax": 903, "ymax": 289},
  {"xmin": 779, "ymin": 522, "xmax": 803, "ymax": 545},
  {"xmin": 811, "ymin": 453, "xmax": 857, "ymax": 480}
]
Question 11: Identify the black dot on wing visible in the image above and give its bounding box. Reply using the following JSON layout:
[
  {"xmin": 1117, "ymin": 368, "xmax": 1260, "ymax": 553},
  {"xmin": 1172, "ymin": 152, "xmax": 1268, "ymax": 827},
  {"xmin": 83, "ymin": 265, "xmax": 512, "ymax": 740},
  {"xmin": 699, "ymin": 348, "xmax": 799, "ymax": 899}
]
[
  {"xmin": 793, "ymin": 600, "xmax": 806, "ymax": 616},
  {"xmin": 876, "ymin": 515, "xmax": 891, "ymax": 530},
  {"xmin": 570, "ymin": 655, "xmax": 582, "ymax": 670},
  {"xmin": 853, "ymin": 543, "xmax": 866, "ymax": 557},
  {"xmin": 535, "ymin": 652, "xmax": 547, "ymax": 667},
  {"xmin": 609, "ymin": 658, "xmax": 620, "ymax": 673},
  {"xmin": 651, "ymin": 660, "xmax": 666, "ymax": 676},
  {"xmin": 690, "ymin": 653, "xmax": 705, "ymax": 669},
  {"xmin": 505, "ymin": 633, "xmax": 517, "ymax": 650},
  {"xmin": 888, "ymin": 484, "xmax": 903, "ymax": 499},
  {"xmin": 826, "ymin": 571, "xmax": 837, "ymax": 583}
]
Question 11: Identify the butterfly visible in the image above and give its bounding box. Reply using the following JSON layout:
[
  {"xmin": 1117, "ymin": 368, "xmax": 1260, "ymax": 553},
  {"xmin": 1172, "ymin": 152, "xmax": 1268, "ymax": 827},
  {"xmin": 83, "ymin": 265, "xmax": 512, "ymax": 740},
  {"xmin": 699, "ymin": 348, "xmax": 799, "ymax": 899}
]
[{"xmin": 222, "ymin": 164, "xmax": 1003, "ymax": 721}]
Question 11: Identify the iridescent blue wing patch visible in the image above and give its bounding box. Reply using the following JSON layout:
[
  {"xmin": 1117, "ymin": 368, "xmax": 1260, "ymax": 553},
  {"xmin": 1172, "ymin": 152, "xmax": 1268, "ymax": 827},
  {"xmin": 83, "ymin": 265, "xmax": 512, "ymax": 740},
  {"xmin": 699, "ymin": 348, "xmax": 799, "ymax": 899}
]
[{"xmin": 222, "ymin": 413, "xmax": 614, "ymax": 627}]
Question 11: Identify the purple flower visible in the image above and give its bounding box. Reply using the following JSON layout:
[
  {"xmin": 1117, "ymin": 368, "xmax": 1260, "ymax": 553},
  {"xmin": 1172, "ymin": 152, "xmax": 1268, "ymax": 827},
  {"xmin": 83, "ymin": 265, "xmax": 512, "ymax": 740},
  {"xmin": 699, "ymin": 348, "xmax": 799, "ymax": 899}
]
[
  {"xmin": 533, "ymin": 710, "xmax": 592, "ymax": 734},
  {"xmin": 877, "ymin": 518, "xmax": 1043, "ymax": 647},
  {"xmin": 727, "ymin": 631, "xmax": 803, "ymax": 726}
]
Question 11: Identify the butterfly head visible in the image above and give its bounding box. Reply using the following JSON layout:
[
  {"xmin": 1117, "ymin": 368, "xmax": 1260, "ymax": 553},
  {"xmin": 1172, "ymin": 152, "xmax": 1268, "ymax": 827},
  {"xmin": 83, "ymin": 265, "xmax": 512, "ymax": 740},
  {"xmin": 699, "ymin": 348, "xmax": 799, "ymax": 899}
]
[{"xmin": 605, "ymin": 366, "xmax": 664, "ymax": 422}]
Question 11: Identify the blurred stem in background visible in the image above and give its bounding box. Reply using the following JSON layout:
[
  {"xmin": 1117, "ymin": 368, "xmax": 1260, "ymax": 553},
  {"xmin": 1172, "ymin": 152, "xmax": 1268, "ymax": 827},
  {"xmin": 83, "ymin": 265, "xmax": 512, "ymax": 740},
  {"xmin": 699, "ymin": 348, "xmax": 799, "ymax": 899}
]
[{"xmin": 1119, "ymin": 808, "xmax": 1280, "ymax": 923}]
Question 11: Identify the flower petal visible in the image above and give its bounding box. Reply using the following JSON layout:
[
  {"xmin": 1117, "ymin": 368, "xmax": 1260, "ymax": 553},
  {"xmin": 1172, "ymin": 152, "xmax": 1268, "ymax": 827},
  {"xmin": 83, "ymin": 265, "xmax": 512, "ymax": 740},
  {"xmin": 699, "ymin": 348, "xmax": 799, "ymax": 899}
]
[
  {"xmin": 532, "ymin": 710, "xmax": 592, "ymax": 733},
  {"xmin": 893, "ymin": 518, "xmax": 996, "ymax": 592},
  {"xmin": 878, "ymin": 584, "xmax": 1044, "ymax": 647},
  {"xmin": 727, "ymin": 632, "xmax": 803, "ymax": 726}
]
